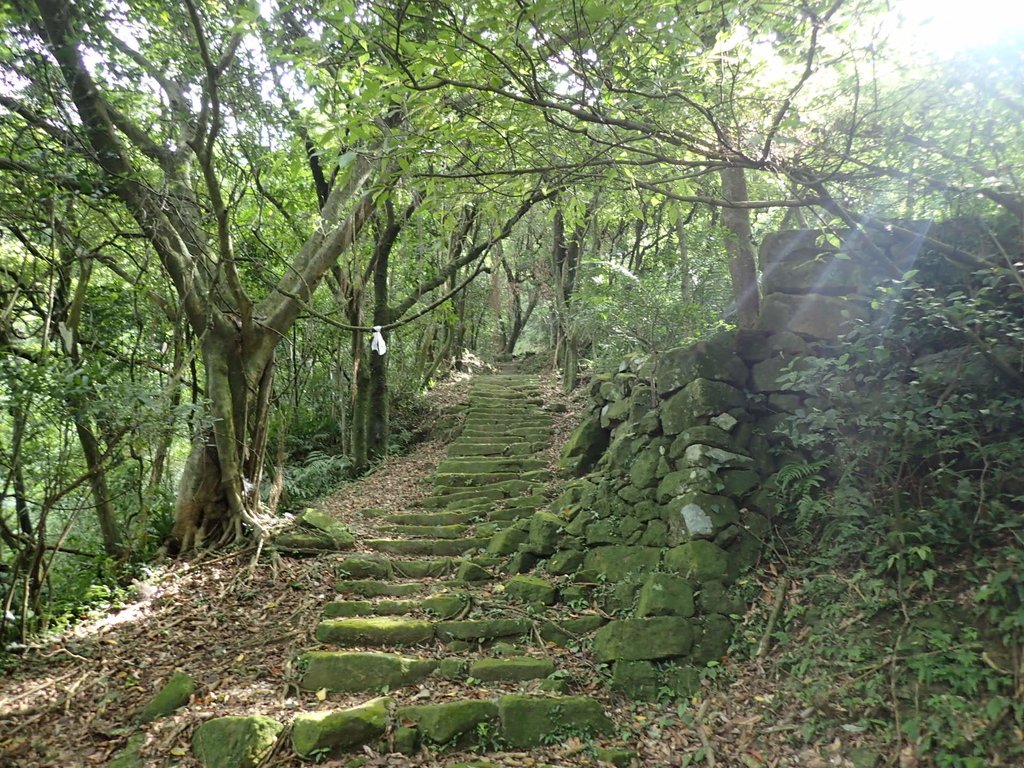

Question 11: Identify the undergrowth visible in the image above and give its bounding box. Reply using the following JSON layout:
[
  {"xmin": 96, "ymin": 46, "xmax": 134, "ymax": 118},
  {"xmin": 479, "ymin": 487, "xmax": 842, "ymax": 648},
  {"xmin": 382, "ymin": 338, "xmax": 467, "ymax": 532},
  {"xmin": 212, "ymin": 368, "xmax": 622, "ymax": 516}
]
[{"xmin": 759, "ymin": 259, "xmax": 1024, "ymax": 767}]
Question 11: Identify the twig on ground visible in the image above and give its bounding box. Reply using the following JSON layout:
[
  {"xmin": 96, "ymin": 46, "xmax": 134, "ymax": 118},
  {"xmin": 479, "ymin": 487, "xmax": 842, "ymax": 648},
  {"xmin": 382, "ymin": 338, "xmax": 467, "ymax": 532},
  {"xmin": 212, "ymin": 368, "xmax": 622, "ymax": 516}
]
[{"xmin": 757, "ymin": 577, "xmax": 789, "ymax": 658}]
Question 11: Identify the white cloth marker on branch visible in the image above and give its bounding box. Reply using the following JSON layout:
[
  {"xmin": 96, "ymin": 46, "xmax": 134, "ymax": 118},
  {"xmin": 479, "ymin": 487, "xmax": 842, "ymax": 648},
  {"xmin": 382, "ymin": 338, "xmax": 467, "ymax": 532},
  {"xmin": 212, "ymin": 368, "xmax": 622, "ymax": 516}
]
[{"xmin": 371, "ymin": 326, "xmax": 387, "ymax": 355}]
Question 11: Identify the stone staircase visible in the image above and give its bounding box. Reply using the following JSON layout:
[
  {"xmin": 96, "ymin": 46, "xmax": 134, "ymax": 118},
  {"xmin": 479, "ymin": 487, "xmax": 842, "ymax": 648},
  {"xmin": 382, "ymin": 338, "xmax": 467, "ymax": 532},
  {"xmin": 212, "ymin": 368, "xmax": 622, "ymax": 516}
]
[{"xmin": 192, "ymin": 374, "xmax": 633, "ymax": 767}]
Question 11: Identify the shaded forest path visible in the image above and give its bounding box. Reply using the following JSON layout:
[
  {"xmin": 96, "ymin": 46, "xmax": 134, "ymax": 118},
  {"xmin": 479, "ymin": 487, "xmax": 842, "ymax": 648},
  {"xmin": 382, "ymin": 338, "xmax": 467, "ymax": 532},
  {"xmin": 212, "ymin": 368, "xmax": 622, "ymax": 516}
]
[{"xmin": 273, "ymin": 372, "xmax": 628, "ymax": 764}]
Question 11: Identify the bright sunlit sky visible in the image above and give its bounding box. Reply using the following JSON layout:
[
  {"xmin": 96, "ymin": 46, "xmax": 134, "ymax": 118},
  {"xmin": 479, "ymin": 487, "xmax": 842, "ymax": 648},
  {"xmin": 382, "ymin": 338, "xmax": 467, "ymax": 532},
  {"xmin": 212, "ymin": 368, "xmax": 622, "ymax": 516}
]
[{"xmin": 893, "ymin": 0, "xmax": 1024, "ymax": 54}]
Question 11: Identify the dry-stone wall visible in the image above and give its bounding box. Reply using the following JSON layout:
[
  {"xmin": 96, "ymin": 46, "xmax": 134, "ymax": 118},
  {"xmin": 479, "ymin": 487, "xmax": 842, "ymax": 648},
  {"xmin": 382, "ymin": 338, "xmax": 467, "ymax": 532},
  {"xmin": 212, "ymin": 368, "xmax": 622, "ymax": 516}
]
[{"xmin": 532, "ymin": 225, "xmax": 948, "ymax": 699}]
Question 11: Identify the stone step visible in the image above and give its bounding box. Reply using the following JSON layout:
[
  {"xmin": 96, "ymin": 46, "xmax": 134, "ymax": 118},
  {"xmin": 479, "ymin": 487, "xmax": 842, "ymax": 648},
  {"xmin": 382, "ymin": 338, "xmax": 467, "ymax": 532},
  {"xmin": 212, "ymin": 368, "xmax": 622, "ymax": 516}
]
[
  {"xmin": 315, "ymin": 613, "xmax": 607, "ymax": 648},
  {"xmin": 286, "ymin": 693, "xmax": 614, "ymax": 760},
  {"xmin": 380, "ymin": 510, "xmax": 480, "ymax": 526},
  {"xmin": 334, "ymin": 579, "xmax": 434, "ymax": 598},
  {"xmin": 380, "ymin": 523, "xmax": 470, "ymax": 539},
  {"xmin": 364, "ymin": 538, "xmax": 488, "ymax": 556},
  {"xmin": 432, "ymin": 470, "xmax": 550, "ymax": 488},
  {"xmin": 324, "ymin": 591, "xmax": 469, "ymax": 620},
  {"xmin": 459, "ymin": 430, "xmax": 550, "ymax": 441},
  {"xmin": 447, "ymin": 442, "xmax": 538, "ymax": 457},
  {"xmin": 298, "ymin": 651, "xmax": 559, "ymax": 695},
  {"xmin": 335, "ymin": 555, "xmax": 455, "ymax": 579},
  {"xmin": 427, "ymin": 479, "xmax": 535, "ymax": 502},
  {"xmin": 299, "ymin": 651, "xmax": 437, "ymax": 692},
  {"xmin": 315, "ymin": 616, "xmax": 435, "ymax": 646},
  {"xmin": 436, "ymin": 458, "xmax": 547, "ymax": 474}
]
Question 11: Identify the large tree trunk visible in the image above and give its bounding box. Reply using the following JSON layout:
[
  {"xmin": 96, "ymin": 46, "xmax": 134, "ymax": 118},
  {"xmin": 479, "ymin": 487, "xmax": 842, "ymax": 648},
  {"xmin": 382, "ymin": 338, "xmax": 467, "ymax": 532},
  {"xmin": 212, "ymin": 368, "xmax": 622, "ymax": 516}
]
[
  {"xmin": 170, "ymin": 326, "xmax": 276, "ymax": 551},
  {"xmin": 719, "ymin": 166, "xmax": 760, "ymax": 328}
]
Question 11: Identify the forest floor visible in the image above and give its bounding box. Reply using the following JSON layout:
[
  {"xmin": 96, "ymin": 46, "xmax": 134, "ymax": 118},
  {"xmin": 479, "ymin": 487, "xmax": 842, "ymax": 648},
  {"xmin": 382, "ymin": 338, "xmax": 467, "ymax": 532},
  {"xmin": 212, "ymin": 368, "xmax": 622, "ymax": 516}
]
[{"xmin": 0, "ymin": 368, "xmax": 882, "ymax": 768}]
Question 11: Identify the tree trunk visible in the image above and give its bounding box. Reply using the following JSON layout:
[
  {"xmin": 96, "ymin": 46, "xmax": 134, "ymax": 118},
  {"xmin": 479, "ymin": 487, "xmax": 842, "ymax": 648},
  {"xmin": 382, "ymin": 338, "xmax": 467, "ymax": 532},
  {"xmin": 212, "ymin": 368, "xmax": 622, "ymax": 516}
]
[
  {"xmin": 170, "ymin": 326, "xmax": 276, "ymax": 551},
  {"xmin": 719, "ymin": 166, "xmax": 760, "ymax": 328}
]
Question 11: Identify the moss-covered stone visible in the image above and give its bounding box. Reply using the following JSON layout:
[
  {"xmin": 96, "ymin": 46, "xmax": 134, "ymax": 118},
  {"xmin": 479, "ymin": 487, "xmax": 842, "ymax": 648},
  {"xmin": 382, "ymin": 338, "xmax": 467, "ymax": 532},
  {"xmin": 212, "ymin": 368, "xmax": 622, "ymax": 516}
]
[
  {"xmin": 691, "ymin": 614, "xmax": 734, "ymax": 665},
  {"xmin": 334, "ymin": 579, "xmax": 425, "ymax": 597},
  {"xmin": 455, "ymin": 560, "xmax": 493, "ymax": 583},
  {"xmin": 595, "ymin": 747, "xmax": 639, "ymax": 767},
  {"xmin": 639, "ymin": 520, "xmax": 669, "ymax": 547},
  {"xmin": 299, "ymin": 508, "xmax": 356, "ymax": 546},
  {"xmin": 664, "ymin": 541, "xmax": 731, "ymax": 584},
  {"xmin": 680, "ymin": 444, "xmax": 754, "ymax": 470},
  {"xmin": 668, "ymin": 426, "xmax": 736, "ymax": 458},
  {"xmin": 538, "ymin": 614, "xmax": 607, "ymax": 646},
  {"xmin": 756, "ymin": 292, "xmax": 870, "ymax": 339},
  {"xmin": 392, "ymin": 725, "xmax": 419, "ymax": 755},
  {"xmin": 697, "ymin": 580, "xmax": 746, "ymax": 617},
  {"xmin": 655, "ymin": 334, "xmax": 748, "ymax": 393},
  {"xmin": 439, "ymin": 658, "xmax": 468, "ymax": 679},
  {"xmin": 335, "ymin": 556, "xmax": 391, "ymax": 579},
  {"xmin": 137, "ymin": 670, "xmax": 194, "ymax": 723},
  {"xmin": 719, "ymin": 469, "xmax": 760, "ymax": 498},
  {"xmin": 487, "ymin": 527, "xmax": 528, "ymax": 556},
  {"xmin": 665, "ymin": 665, "xmax": 701, "ymax": 697},
  {"xmin": 505, "ymin": 575, "xmax": 557, "ymax": 605},
  {"xmin": 434, "ymin": 618, "xmax": 530, "ymax": 641},
  {"xmin": 274, "ymin": 530, "xmax": 351, "ymax": 554},
  {"xmin": 366, "ymin": 538, "xmax": 487, "ymax": 556},
  {"xmin": 192, "ymin": 716, "xmax": 283, "ymax": 768},
  {"xmin": 107, "ymin": 733, "xmax": 146, "ymax": 768},
  {"xmin": 628, "ymin": 440, "xmax": 666, "ymax": 489},
  {"xmin": 422, "ymin": 592, "xmax": 470, "ymax": 619},
  {"xmin": 600, "ymin": 397, "xmax": 631, "ymax": 427},
  {"xmin": 469, "ymin": 657, "xmax": 556, "ymax": 682},
  {"xmin": 584, "ymin": 519, "xmax": 621, "ymax": 545},
  {"xmin": 580, "ymin": 545, "xmax": 662, "ymax": 582},
  {"xmin": 610, "ymin": 660, "xmax": 660, "ymax": 699},
  {"xmin": 664, "ymin": 493, "xmax": 740, "ymax": 543},
  {"xmin": 299, "ymin": 652, "xmax": 438, "ymax": 692},
  {"xmin": 547, "ymin": 548, "xmax": 584, "ymax": 575},
  {"xmin": 635, "ymin": 573, "xmax": 695, "ymax": 618},
  {"xmin": 592, "ymin": 617, "xmax": 694, "ymax": 661},
  {"xmin": 661, "ymin": 379, "xmax": 746, "ymax": 435},
  {"xmin": 384, "ymin": 523, "xmax": 469, "ymax": 539},
  {"xmin": 527, "ymin": 511, "xmax": 564, "ymax": 555},
  {"xmin": 497, "ymin": 695, "xmax": 613, "ymax": 748},
  {"xmin": 559, "ymin": 413, "xmax": 610, "ymax": 475},
  {"xmin": 291, "ymin": 698, "xmax": 392, "ymax": 759},
  {"xmin": 396, "ymin": 700, "xmax": 498, "ymax": 745},
  {"xmin": 323, "ymin": 600, "xmax": 375, "ymax": 617},
  {"xmin": 315, "ymin": 617, "xmax": 434, "ymax": 646}
]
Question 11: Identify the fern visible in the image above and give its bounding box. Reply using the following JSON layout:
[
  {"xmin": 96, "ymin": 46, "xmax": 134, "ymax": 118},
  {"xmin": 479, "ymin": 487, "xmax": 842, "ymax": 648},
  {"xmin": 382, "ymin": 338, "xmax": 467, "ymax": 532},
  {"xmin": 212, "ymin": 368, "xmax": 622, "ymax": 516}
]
[{"xmin": 772, "ymin": 459, "xmax": 831, "ymax": 535}]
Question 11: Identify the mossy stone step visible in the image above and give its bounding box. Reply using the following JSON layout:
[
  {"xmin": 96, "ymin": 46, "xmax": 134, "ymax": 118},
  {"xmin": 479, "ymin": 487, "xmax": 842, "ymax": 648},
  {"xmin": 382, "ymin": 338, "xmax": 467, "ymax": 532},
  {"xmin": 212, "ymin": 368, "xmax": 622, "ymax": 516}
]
[
  {"xmin": 437, "ymin": 458, "xmax": 547, "ymax": 474},
  {"xmin": 462, "ymin": 415, "xmax": 550, "ymax": 426},
  {"xmin": 488, "ymin": 506, "xmax": 540, "ymax": 522},
  {"xmin": 382, "ymin": 510, "xmax": 479, "ymax": 526},
  {"xmin": 434, "ymin": 618, "xmax": 532, "ymax": 641},
  {"xmin": 364, "ymin": 538, "xmax": 488, "ymax": 556},
  {"xmin": 323, "ymin": 591, "xmax": 469, "ymax": 620},
  {"xmin": 323, "ymin": 599, "xmax": 417, "ymax": 617},
  {"xmin": 433, "ymin": 479, "xmax": 537, "ymax": 496},
  {"xmin": 335, "ymin": 556, "xmax": 456, "ymax": 579},
  {"xmin": 380, "ymin": 523, "xmax": 470, "ymax": 539},
  {"xmin": 291, "ymin": 696, "xmax": 392, "ymax": 760},
  {"xmin": 460, "ymin": 431, "xmax": 550, "ymax": 442},
  {"xmin": 538, "ymin": 614, "xmax": 609, "ymax": 646},
  {"xmin": 396, "ymin": 700, "xmax": 499, "ymax": 748},
  {"xmin": 315, "ymin": 617, "xmax": 434, "ymax": 646},
  {"xmin": 334, "ymin": 579, "xmax": 432, "ymax": 597},
  {"xmin": 497, "ymin": 695, "xmax": 613, "ymax": 748},
  {"xmin": 433, "ymin": 471, "xmax": 546, "ymax": 488},
  {"xmin": 468, "ymin": 657, "xmax": 556, "ymax": 682},
  {"xmin": 447, "ymin": 442, "xmax": 536, "ymax": 457},
  {"xmin": 299, "ymin": 651, "xmax": 438, "ymax": 692},
  {"xmin": 427, "ymin": 481, "xmax": 535, "ymax": 503}
]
